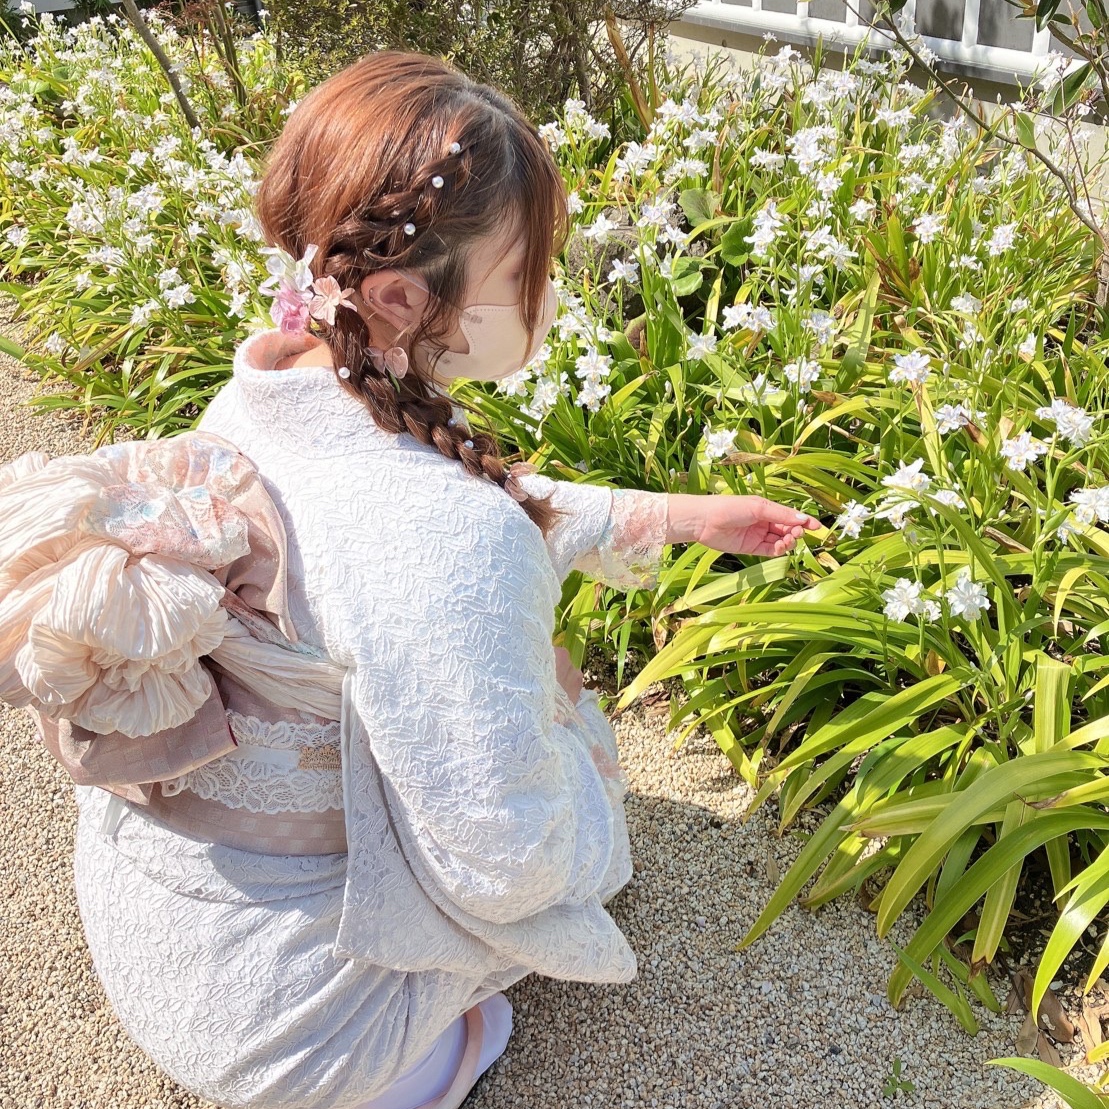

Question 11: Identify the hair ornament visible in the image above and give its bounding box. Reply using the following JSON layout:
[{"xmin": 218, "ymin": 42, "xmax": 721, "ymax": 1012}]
[
  {"xmin": 464, "ymin": 439, "xmax": 474, "ymax": 450},
  {"xmin": 403, "ymin": 222, "xmax": 416, "ymax": 236},
  {"xmin": 448, "ymin": 141, "xmax": 461, "ymax": 155},
  {"xmin": 431, "ymin": 175, "xmax": 444, "ymax": 189},
  {"xmin": 447, "ymin": 417, "xmax": 456, "ymax": 427},
  {"xmin": 337, "ymin": 365, "xmax": 351, "ymax": 379},
  {"xmin": 504, "ymin": 461, "xmax": 538, "ymax": 503},
  {"xmin": 258, "ymin": 242, "xmax": 358, "ymax": 334},
  {"xmin": 368, "ymin": 345, "xmax": 409, "ymax": 379}
]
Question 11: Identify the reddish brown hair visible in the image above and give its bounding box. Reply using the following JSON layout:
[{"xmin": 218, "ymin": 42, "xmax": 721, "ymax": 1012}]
[{"xmin": 254, "ymin": 50, "xmax": 570, "ymax": 536}]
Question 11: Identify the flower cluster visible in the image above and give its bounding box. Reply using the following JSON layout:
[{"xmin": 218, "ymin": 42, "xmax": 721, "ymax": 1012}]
[
  {"xmin": 881, "ymin": 568, "xmax": 991, "ymax": 624},
  {"xmin": 257, "ymin": 243, "xmax": 356, "ymax": 334}
]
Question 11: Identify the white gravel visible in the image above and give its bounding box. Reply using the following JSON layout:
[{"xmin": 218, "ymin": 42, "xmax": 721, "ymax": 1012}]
[{"xmin": 0, "ymin": 293, "xmax": 1084, "ymax": 1108}]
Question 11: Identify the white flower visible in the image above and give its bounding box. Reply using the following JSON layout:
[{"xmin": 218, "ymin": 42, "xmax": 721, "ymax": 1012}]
[
  {"xmin": 566, "ymin": 191, "xmax": 585, "ymax": 214},
  {"xmin": 988, "ymin": 222, "xmax": 1018, "ymax": 255},
  {"xmin": 498, "ymin": 369, "xmax": 532, "ymax": 397},
  {"xmin": 663, "ymin": 158, "xmax": 708, "ymax": 184},
  {"xmin": 835, "ymin": 500, "xmax": 871, "ymax": 539},
  {"xmin": 783, "ymin": 357, "xmax": 821, "ymax": 393},
  {"xmin": 608, "ymin": 258, "xmax": 639, "ymax": 285},
  {"xmin": 876, "ymin": 106, "xmax": 915, "ymax": 127},
  {"xmin": 889, "ymin": 349, "xmax": 932, "ymax": 385},
  {"xmin": 929, "ymin": 488, "xmax": 967, "ymax": 510},
  {"xmin": 945, "ymin": 569, "xmax": 991, "ymax": 621},
  {"xmin": 614, "ymin": 142, "xmax": 656, "ymax": 178},
  {"xmin": 935, "ymin": 403, "xmax": 983, "ymax": 434},
  {"xmin": 750, "ymin": 149, "xmax": 786, "ymax": 170},
  {"xmin": 129, "ymin": 299, "xmax": 159, "ymax": 327},
  {"xmin": 164, "ymin": 283, "xmax": 195, "ymax": 308},
  {"xmin": 999, "ymin": 431, "xmax": 1048, "ymax": 471},
  {"xmin": 882, "ymin": 458, "xmax": 931, "ymax": 494},
  {"xmin": 1018, "ymin": 332, "xmax": 1037, "ymax": 358},
  {"xmin": 574, "ymin": 347, "xmax": 612, "ymax": 380},
  {"xmin": 582, "ymin": 212, "xmax": 619, "ymax": 242},
  {"xmin": 746, "ymin": 200, "xmax": 786, "ymax": 258},
  {"xmin": 951, "ymin": 292, "xmax": 982, "ymax": 314},
  {"xmin": 848, "ymin": 197, "xmax": 876, "ymax": 221},
  {"xmin": 686, "ymin": 332, "xmax": 718, "ymax": 361},
  {"xmin": 803, "ymin": 310, "xmax": 837, "ymax": 346},
  {"xmin": 660, "ymin": 223, "xmax": 690, "ymax": 248},
  {"xmin": 1010, "ymin": 296, "xmax": 1031, "ymax": 314},
  {"xmin": 576, "ymin": 378, "xmax": 612, "ymax": 413},
  {"xmin": 703, "ymin": 426, "xmax": 738, "ymax": 461},
  {"xmin": 959, "ymin": 322, "xmax": 983, "ymax": 348},
  {"xmin": 738, "ymin": 372, "xmax": 784, "ymax": 405},
  {"xmin": 912, "ymin": 213, "xmax": 944, "ymax": 243},
  {"xmin": 638, "ymin": 197, "xmax": 677, "ymax": 228},
  {"xmin": 1070, "ymin": 486, "xmax": 1109, "ymax": 525},
  {"xmin": 882, "ymin": 578, "xmax": 929, "ymax": 621},
  {"xmin": 684, "ymin": 127, "xmax": 718, "ymax": 153},
  {"xmin": 1036, "ymin": 398, "xmax": 1094, "ymax": 446},
  {"xmin": 538, "ymin": 122, "xmax": 567, "ymax": 149},
  {"xmin": 723, "ymin": 303, "xmax": 775, "ymax": 335},
  {"xmin": 5, "ymin": 225, "xmax": 28, "ymax": 248}
]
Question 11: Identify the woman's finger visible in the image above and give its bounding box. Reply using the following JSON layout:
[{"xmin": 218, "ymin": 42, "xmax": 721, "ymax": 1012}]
[{"xmin": 750, "ymin": 497, "xmax": 819, "ymax": 530}]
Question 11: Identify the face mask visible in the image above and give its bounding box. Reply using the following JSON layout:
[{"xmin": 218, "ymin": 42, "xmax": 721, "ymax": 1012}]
[{"xmin": 430, "ymin": 278, "xmax": 559, "ymax": 383}]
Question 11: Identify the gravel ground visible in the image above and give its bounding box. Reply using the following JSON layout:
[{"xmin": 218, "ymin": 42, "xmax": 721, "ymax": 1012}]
[{"xmin": 0, "ymin": 294, "xmax": 1082, "ymax": 1109}]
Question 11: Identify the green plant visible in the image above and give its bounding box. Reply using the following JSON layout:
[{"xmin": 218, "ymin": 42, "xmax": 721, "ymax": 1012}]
[
  {"xmin": 882, "ymin": 1058, "xmax": 915, "ymax": 1096},
  {"xmin": 450, "ymin": 40, "xmax": 1109, "ymax": 1035}
]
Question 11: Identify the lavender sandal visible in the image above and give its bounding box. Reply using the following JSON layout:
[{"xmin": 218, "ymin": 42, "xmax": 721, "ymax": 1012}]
[{"xmin": 412, "ymin": 1004, "xmax": 486, "ymax": 1109}]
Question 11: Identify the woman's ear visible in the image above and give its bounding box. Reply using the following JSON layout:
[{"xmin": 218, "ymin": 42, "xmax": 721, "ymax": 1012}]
[{"xmin": 360, "ymin": 270, "xmax": 430, "ymax": 332}]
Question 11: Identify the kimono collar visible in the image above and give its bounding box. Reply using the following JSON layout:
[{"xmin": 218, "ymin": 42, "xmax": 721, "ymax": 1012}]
[{"xmin": 231, "ymin": 327, "xmax": 459, "ymax": 460}]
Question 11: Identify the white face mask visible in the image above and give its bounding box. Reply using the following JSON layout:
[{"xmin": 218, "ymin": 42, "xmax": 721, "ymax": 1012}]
[{"xmin": 417, "ymin": 276, "xmax": 559, "ymax": 383}]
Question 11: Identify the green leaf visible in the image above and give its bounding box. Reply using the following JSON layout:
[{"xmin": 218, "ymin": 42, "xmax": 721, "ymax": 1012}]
[
  {"xmin": 876, "ymin": 750, "xmax": 1108, "ymax": 939},
  {"xmin": 1035, "ymin": 0, "xmax": 1064, "ymax": 29},
  {"xmin": 1013, "ymin": 111, "xmax": 1036, "ymax": 150},
  {"xmin": 890, "ymin": 943, "xmax": 979, "ymax": 1034},
  {"xmin": 1049, "ymin": 63, "xmax": 1095, "ymax": 115},
  {"xmin": 0, "ymin": 334, "xmax": 26, "ymax": 361},
  {"xmin": 989, "ymin": 1058, "xmax": 1109, "ymax": 1109},
  {"xmin": 719, "ymin": 220, "xmax": 751, "ymax": 266},
  {"xmin": 679, "ymin": 187, "xmax": 719, "ymax": 228},
  {"xmin": 669, "ymin": 257, "xmax": 704, "ymax": 297}
]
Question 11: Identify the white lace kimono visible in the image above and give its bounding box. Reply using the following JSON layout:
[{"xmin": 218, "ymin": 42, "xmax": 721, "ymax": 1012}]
[{"xmin": 67, "ymin": 327, "xmax": 670, "ymax": 1109}]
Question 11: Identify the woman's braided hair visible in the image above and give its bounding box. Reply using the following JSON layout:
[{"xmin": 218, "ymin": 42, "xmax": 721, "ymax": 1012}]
[{"xmin": 254, "ymin": 50, "xmax": 571, "ymax": 537}]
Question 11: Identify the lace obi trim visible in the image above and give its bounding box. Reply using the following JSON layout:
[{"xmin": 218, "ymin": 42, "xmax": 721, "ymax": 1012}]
[{"xmin": 160, "ymin": 710, "xmax": 343, "ymax": 814}]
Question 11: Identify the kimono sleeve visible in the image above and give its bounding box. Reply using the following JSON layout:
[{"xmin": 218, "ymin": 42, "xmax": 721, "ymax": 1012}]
[
  {"xmin": 350, "ymin": 514, "xmax": 620, "ymax": 927},
  {"xmin": 510, "ymin": 472, "xmax": 670, "ymax": 591}
]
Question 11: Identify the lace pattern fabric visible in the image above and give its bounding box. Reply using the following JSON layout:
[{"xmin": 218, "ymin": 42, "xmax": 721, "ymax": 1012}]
[
  {"xmin": 577, "ymin": 486, "xmax": 670, "ymax": 592},
  {"xmin": 160, "ymin": 710, "xmax": 344, "ymax": 814},
  {"xmin": 510, "ymin": 471, "xmax": 670, "ymax": 592}
]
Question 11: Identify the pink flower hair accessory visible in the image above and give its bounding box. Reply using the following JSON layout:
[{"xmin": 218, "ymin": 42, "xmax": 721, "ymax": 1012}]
[{"xmin": 258, "ymin": 242, "xmax": 358, "ymax": 335}]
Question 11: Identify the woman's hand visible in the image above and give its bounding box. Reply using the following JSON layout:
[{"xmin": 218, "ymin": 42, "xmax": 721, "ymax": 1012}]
[
  {"xmin": 667, "ymin": 493, "xmax": 821, "ymax": 557},
  {"xmin": 554, "ymin": 645, "xmax": 584, "ymax": 703}
]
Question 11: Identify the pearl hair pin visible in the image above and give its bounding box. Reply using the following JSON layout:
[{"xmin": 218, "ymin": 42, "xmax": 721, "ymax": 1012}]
[
  {"xmin": 431, "ymin": 176, "xmax": 444, "ymax": 189},
  {"xmin": 448, "ymin": 141, "xmax": 461, "ymax": 155},
  {"xmin": 337, "ymin": 365, "xmax": 351, "ymax": 379},
  {"xmin": 403, "ymin": 222, "xmax": 416, "ymax": 236}
]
